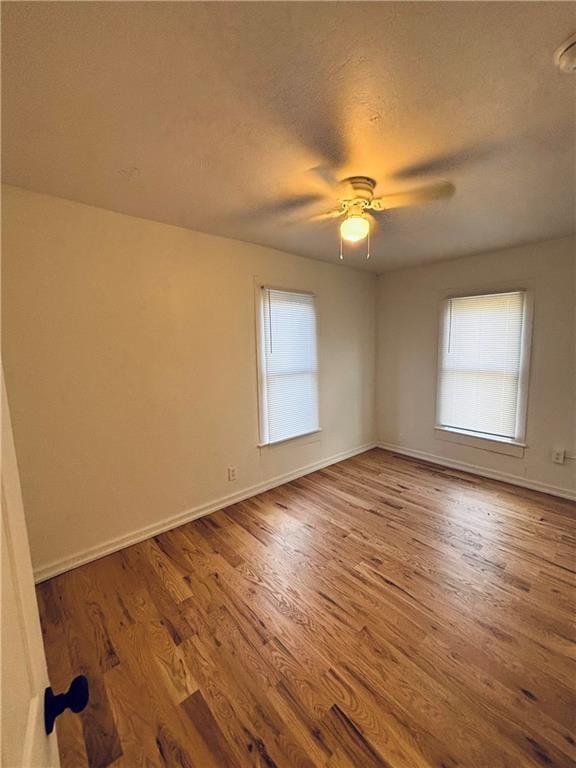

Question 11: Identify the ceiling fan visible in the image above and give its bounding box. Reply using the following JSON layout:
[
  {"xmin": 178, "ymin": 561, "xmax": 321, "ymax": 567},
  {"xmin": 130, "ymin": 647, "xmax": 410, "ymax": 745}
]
[{"xmin": 311, "ymin": 175, "xmax": 455, "ymax": 259}]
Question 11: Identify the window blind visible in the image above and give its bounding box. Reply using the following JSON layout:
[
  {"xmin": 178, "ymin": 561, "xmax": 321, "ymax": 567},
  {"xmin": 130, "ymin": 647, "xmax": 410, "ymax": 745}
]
[
  {"xmin": 437, "ymin": 291, "xmax": 527, "ymax": 440},
  {"xmin": 259, "ymin": 288, "xmax": 319, "ymax": 445}
]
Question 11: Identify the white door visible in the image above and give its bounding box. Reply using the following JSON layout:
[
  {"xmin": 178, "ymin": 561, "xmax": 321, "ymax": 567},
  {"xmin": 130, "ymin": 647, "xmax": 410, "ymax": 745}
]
[{"xmin": 1, "ymin": 373, "xmax": 60, "ymax": 768}]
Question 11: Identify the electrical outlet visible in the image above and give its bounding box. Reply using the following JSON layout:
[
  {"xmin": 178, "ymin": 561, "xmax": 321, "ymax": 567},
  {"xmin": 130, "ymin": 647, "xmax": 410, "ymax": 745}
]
[
  {"xmin": 552, "ymin": 448, "xmax": 566, "ymax": 465},
  {"xmin": 227, "ymin": 466, "xmax": 238, "ymax": 481}
]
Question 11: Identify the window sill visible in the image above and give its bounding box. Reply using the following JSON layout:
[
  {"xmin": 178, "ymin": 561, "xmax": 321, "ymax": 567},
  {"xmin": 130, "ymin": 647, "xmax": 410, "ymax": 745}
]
[
  {"xmin": 259, "ymin": 428, "xmax": 322, "ymax": 448},
  {"xmin": 434, "ymin": 426, "xmax": 526, "ymax": 457}
]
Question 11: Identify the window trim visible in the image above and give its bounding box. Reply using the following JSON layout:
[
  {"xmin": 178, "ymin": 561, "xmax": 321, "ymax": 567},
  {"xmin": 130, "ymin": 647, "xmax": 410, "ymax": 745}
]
[
  {"xmin": 257, "ymin": 428, "xmax": 323, "ymax": 449},
  {"xmin": 434, "ymin": 288, "xmax": 533, "ymax": 454},
  {"xmin": 254, "ymin": 283, "xmax": 321, "ymax": 448},
  {"xmin": 434, "ymin": 426, "xmax": 526, "ymax": 458}
]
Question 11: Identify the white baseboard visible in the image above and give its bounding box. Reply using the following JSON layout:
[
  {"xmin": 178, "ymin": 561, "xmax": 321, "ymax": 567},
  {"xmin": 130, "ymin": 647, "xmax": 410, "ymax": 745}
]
[
  {"xmin": 34, "ymin": 439, "xmax": 574, "ymax": 582},
  {"xmin": 377, "ymin": 442, "xmax": 576, "ymax": 502},
  {"xmin": 34, "ymin": 441, "xmax": 377, "ymax": 583}
]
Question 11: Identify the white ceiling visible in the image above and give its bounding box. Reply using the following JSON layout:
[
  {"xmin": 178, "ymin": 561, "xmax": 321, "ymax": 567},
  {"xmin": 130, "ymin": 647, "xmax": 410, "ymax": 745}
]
[{"xmin": 2, "ymin": 2, "xmax": 575, "ymax": 272}]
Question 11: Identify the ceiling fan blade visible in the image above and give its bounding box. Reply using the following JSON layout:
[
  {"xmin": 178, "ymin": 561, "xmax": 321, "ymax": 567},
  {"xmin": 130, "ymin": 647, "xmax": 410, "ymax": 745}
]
[
  {"xmin": 307, "ymin": 208, "xmax": 343, "ymax": 222},
  {"xmin": 270, "ymin": 194, "xmax": 326, "ymax": 215},
  {"xmin": 393, "ymin": 143, "xmax": 501, "ymax": 181},
  {"xmin": 308, "ymin": 164, "xmax": 343, "ymax": 192},
  {"xmin": 371, "ymin": 181, "xmax": 455, "ymax": 211},
  {"xmin": 237, "ymin": 194, "xmax": 326, "ymax": 222}
]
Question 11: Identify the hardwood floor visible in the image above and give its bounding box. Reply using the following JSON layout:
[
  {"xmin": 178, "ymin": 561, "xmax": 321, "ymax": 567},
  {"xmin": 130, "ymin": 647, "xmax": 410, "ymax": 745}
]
[{"xmin": 37, "ymin": 448, "xmax": 576, "ymax": 768}]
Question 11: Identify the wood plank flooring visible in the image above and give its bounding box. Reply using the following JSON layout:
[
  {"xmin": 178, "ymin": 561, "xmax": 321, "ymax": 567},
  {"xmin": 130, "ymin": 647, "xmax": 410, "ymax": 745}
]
[{"xmin": 37, "ymin": 448, "xmax": 576, "ymax": 768}]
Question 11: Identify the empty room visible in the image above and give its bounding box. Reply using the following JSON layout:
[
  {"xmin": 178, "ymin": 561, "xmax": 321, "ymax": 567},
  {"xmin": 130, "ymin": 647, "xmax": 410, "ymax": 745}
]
[{"xmin": 1, "ymin": 2, "xmax": 575, "ymax": 767}]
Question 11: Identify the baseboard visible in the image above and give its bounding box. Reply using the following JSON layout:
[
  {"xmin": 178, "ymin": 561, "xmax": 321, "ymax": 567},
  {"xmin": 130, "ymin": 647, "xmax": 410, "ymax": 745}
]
[
  {"xmin": 34, "ymin": 441, "xmax": 377, "ymax": 583},
  {"xmin": 377, "ymin": 442, "xmax": 576, "ymax": 501}
]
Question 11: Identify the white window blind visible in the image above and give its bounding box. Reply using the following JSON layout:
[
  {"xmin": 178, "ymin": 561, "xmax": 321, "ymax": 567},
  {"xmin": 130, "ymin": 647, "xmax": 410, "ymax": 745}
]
[
  {"xmin": 258, "ymin": 288, "xmax": 319, "ymax": 445},
  {"xmin": 437, "ymin": 291, "xmax": 528, "ymax": 441}
]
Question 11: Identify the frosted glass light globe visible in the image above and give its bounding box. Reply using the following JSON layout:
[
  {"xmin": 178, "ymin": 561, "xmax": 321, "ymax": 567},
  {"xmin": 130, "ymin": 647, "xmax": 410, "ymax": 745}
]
[{"xmin": 340, "ymin": 214, "xmax": 369, "ymax": 242}]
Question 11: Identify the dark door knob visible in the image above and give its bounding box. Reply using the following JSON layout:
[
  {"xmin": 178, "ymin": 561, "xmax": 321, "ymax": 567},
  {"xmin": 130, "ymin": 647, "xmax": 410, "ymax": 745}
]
[{"xmin": 44, "ymin": 675, "xmax": 89, "ymax": 734}]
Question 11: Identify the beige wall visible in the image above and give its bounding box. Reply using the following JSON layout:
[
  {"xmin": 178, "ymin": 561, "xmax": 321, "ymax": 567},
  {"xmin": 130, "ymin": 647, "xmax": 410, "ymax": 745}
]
[
  {"xmin": 376, "ymin": 237, "xmax": 576, "ymax": 497},
  {"xmin": 2, "ymin": 186, "xmax": 377, "ymax": 578}
]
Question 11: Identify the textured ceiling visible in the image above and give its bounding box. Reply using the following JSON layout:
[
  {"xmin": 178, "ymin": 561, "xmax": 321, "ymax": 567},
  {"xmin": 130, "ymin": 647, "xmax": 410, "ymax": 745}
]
[{"xmin": 2, "ymin": 2, "xmax": 575, "ymax": 272}]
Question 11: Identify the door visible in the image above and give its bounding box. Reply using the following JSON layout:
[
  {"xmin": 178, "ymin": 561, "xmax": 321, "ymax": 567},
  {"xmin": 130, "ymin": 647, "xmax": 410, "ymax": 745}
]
[{"xmin": 1, "ymin": 373, "xmax": 60, "ymax": 767}]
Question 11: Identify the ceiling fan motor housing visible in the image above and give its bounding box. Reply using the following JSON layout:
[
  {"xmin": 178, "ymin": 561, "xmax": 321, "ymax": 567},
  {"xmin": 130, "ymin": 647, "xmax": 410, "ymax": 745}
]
[{"xmin": 344, "ymin": 176, "xmax": 376, "ymax": 201}]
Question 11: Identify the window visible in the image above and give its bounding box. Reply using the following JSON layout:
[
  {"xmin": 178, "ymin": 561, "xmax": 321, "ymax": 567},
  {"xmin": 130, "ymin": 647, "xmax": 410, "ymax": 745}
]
[
  {"xmin": 257, "ymin": 287, "xmax": 320, "ymax": 445},
  {"xmin": 436, "ymin": 291, "xmax": 530, "ymax": 443}
]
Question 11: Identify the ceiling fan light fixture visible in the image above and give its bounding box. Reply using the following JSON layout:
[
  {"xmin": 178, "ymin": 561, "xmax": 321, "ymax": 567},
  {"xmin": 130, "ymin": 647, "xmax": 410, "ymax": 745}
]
[{"xmin": 340, "ymin": 214, "xmax": 369, "ymax": 243}]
